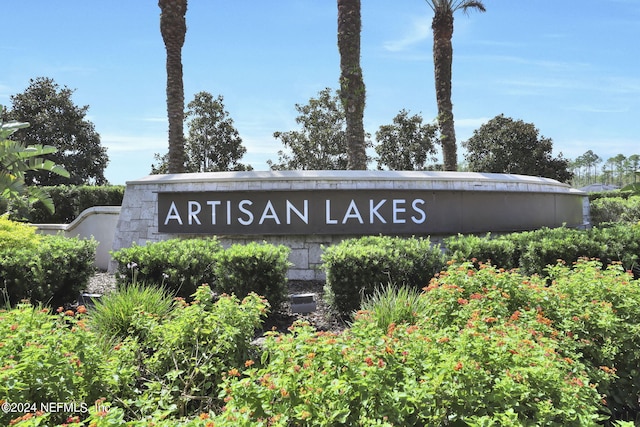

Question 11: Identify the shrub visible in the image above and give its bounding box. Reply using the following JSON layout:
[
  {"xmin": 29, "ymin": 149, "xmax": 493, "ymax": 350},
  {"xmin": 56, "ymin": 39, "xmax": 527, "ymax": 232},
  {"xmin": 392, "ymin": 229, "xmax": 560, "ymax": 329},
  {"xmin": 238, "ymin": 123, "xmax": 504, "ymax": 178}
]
[
  {"xmin": 590, "ymin": 195, "xmax": 640, "ymax": 226},
  {"xmin": 111, "ymin": 238, "xmax": 222, "ymax": 299},
  {"xmin": 216, "ymin": 304, "xmax": 603, "ymax": 426},
  {"xmin": 444, "ymin": 232, "xmax": 518, "ymax": 269},
  {"xmin": 0, "ymin": 234, "xmax": 96, "ymax": 307},
  {"xmin": 108, "ymin": 285, "xmax": 269, "ymax": 419},
  {"xmin": 0, "ymin": 303, "xmax": 109, "ymax": 426},
  {"xmin": 89, "ymin": 282, "xmax": 175, "ymax": 342},
  {"xmin": 518, "ymin": 227, "xmax": 607, "ymax": 276},
  {"xmin": 321, "ymin": 235, "xmax": 445, "ymax": 315},
  {"xmin": 0, "ymin": 215, "xmax": 41, "ymax": 252},
  {"xmin": 213, "ymin": 242, "xmax": 290, "ymax": 310},
  {"xmin": 360, "ymin": 283, "xmax": 430, "ymax": 331}
]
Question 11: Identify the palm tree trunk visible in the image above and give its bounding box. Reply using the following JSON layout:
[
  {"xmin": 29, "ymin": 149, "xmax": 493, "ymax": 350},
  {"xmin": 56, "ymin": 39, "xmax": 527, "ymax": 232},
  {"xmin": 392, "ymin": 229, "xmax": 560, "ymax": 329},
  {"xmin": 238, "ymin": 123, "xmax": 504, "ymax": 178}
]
[
  {"xmin": 338, "ymin": 0, "xmax": 367, "ymax": 170},
  {"xmin": 159, "ymin": 0, "xmax": 188, "ymax": 174},
  {"xmin": 432, "ymin": 10, "xmax": 457, "ymax": 171}
]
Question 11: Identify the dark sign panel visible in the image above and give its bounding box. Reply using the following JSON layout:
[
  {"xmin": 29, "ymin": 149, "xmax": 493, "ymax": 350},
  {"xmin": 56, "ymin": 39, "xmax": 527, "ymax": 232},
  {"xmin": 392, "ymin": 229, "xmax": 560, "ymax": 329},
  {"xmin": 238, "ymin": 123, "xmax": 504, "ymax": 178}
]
[
  {"xmin": 158, "ymin": 190, "xmax": 430, "ymax": 235},
  {"xmin": 157, "ymin": 189, "xmax": 584, "ymax": 235}
]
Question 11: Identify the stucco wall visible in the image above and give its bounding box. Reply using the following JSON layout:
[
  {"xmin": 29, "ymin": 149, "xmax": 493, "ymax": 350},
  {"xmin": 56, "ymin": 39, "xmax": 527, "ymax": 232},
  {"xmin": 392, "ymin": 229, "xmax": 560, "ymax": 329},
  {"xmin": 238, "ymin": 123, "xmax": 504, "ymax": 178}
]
[{"xmin": 35, "ymin": 206, "xmax": 121, "ymax": 271}]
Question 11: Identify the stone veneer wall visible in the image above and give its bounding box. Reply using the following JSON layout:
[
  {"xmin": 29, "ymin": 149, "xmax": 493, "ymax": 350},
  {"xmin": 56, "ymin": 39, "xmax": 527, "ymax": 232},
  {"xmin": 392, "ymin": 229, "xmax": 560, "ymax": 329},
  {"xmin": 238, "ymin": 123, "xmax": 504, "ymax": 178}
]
[{"xmin": 111, "ymin": 171, "xmax": 588, "ymax": 281}]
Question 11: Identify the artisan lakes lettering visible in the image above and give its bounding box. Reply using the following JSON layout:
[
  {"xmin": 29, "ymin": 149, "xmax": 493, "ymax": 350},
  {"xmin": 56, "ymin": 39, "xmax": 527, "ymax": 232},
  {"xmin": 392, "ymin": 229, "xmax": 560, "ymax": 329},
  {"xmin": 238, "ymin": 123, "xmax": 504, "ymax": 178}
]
[{"xmin": 158, "ymin": 190, "xmax": 430, "ymax": 235}]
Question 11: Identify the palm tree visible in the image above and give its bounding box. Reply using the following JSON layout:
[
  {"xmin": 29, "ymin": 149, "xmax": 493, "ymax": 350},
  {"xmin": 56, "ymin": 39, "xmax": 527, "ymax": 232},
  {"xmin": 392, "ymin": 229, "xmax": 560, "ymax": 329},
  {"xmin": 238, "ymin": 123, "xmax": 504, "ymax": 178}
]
[
  {"xmin": 0, "ymin": 110, "xmax": 69, "ymax": 213},
  {"xmin": 426, "ymin": 0, "xmax": 485, "ymax": 171},
  {"xmin": 159, "ymin": 0, "xmax": 188, "ymax": 174},
  {"xmin": 337, "ymin": 0, "xmax": 367, "ymax": 170}
]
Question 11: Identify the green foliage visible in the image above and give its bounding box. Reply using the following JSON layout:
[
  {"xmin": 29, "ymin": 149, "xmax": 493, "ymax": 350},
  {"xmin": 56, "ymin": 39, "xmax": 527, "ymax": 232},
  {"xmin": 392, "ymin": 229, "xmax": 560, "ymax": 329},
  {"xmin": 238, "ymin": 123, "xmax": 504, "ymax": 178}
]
[
  {"xmin": 0, "ymin": 215, "xmax": 41, "ymax": 252},
  {"xmin": 0, "ymin": 234, "xmax": 96, "ymax": 307},
  {"xmin": 214, "ymin": 263, "xmax": 624, "ymax": 425},
  {"xmin": 444, "ymin": 223, "xmax": 640, "ymax": 277},
  {"xmin": 152, "ymin": 92, "xmax": 252, "ymax": 174},
  {"xmin": 0, "ymin": 108, "xmax": 70, "ymax": 214},
  {"xmin": 5, "ymin": 77, "xmax": 108, "ymax": 185},
  {"xmin": 7, "ymin": 184, "xmax": 124, "ymax": 223},
  {"xmin": 463, "ymin": 114, "xmax": 573, "ymax": 183},
  {"xmin": 107, "ymin": 285, "xmax": 269, "ymax": 419},
  {"xmin": 0, "ymin": 303, "xmax": 109, "ymax": 426},
  {"xmin": 213, "ymin": 242, "xmax": 291, "ymax": 310},
  {"xmin": 321, "ymin": 235, "xmax": 445, "ymax": 315},
  {"xmin": 89, "ymin": 282, "xmax": 175, "ymax": 342},
  {"xmin": 444, "ymin": 232, "xmax": 519, "ymax": 270},
  {"xmin": 268, "ymin": 88, "xmax": 372, "ymax": 170},
  {"xmin": 111, "ymin": 238, "xmax": 222, "ymax": 299},
  {"xmin": 546, "ymin": 260, "xmax": 640, "ymax": 420},
  {"xmin": 360, "ymin": 283, "xmax": 430, "ymax": 331},
  {"xmin": 590, "ymin": 195, "xmax": 640, "ymax": 226},
  {"xmin": 375, "ymin": 109, "xmax": 438, "ymax": 170}
]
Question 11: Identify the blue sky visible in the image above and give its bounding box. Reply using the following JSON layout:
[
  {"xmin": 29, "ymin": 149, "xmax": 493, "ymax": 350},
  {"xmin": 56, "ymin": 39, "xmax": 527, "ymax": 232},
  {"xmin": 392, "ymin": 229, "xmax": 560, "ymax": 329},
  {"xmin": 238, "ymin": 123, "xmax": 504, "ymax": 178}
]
[{"xmin": 2, "ymin": 1, "xmax": 639, "ymax": 185}]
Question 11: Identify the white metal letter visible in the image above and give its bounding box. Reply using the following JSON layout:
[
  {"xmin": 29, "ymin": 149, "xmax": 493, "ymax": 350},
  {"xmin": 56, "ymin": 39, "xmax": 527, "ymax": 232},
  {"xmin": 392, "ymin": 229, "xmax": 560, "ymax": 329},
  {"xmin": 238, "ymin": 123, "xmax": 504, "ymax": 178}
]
[
  {"xmin": 392, "ymin": 199, "xmax": 406, "ymax": 224},
  {"xmin": 187, "ymin": 201, "xmax": 202, "ymax": 225},
  {"xmin": 164, "ymin": 201, "xmax": 183, "ymax": 225},
  {"xmin": 238, "ymin": 200, "xmax": 254, "ymax": 225},
  {"xmin": 286, "ymin": 200, "xmax": 308, "ymax": 224}
]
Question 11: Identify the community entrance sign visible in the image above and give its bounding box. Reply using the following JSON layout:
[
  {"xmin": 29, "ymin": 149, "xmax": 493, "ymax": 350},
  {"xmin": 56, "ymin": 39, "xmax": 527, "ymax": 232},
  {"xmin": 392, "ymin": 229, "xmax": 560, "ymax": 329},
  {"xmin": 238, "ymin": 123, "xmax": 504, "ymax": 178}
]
[{"xmin": 112, "ymin": 170, "xmax": 589, "ymax": 280}]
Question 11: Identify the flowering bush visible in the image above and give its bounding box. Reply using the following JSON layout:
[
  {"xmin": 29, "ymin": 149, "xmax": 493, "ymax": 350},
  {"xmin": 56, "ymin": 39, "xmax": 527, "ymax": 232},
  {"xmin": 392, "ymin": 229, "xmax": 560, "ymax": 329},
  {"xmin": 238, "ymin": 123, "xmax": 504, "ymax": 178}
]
[
  {"xmin": 211, "ymin": 261, "xmax": 633, "ymax": 426},
  {"xmin": 103, "ymin": 284, "xmax": 269, "ymax": 419},
  {"xmin": 0, "ymin": 303, "xmax": 108, "ymax": 425}
]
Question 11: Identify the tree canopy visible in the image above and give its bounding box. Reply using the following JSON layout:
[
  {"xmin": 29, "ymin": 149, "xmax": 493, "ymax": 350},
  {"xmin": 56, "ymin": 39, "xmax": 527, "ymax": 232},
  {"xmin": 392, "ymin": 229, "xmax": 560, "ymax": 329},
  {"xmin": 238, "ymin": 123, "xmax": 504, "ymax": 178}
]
[
  {"xmin": 152, "ymin": 92, "xmax": 251, "ymax": 173},
  {"xmin": 268, "ymin": 88, "xmax": 371, "ymax": 170},
  {"xmin": 5, "ymin": 77, "xmax": 108, "ymax": 185},
  {"xmin": 463, "ymin": 114, "xmax": 573, "ymax": 183},
  {"xmin": 375, "ymin": 109, "xmax": 438, "ymax": 170}
]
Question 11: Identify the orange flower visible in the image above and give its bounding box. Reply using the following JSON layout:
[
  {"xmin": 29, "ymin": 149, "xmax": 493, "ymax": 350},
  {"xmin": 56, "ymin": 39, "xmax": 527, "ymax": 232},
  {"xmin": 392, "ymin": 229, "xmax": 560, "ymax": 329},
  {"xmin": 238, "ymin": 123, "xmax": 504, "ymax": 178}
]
[
  {"xmin": 199, "ymin": 413, "xmax": 210, "ymax": 420},
  {"xmin": 77, "ymin": 305, "xmax": 87, "ymax": 314},
  {"xmin": 65, "ymin": 310, "xmax": 75, "ymax": 317},
  {"xmin": 437, "ymin": 336, "xmax": 450, "ymax": 343},
  {"xmin": 9, "ymin": 324, "xmax": 17, "ymax": 331},
  {"xmin": 245, "ymin": 359, "xmax": 255, "ymax": 367},
  {"xmin": 57, "ymin": 306, "xmax": 64, "ymax": 313},
  {"xmin": 364, "ymin": 357, "xmax": 374, "ymax": 367},
  {"xmin": 454, "ymin": 361, "xmax": 463, "ymax": 371},
  {"xmin": 228, "ymin": 368, "xmax": 240, "ymax": 377},
  {"xmin": 457, "ymin": 298, "xmax": 468, "ymax": 305}
]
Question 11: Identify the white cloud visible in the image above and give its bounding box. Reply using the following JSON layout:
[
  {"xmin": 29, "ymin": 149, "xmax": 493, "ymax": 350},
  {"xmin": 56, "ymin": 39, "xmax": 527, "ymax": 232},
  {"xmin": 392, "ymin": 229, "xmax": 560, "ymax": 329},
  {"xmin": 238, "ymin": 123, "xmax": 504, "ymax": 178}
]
[
  {"xmin": 101, "ymin": 134, "xmax": 165, "ymax": 153},
  {"xmin": 383, "ymin": 16, "xmax": 431, "ymax": 52}
]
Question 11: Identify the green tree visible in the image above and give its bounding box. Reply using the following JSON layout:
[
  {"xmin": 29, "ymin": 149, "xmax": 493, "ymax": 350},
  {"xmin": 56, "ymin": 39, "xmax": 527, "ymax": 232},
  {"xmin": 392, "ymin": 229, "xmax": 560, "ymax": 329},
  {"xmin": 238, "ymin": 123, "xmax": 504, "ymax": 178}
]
[
  {"xmin": 152, "ymin": 92, "xmax": 252, "ymax": 173},
  {"xmin": 6, "ymin": 77, "xmax": 108, "ymax": 185},
  {"xmin": 268, "ymin": 88, "xmax": 370, "ymax": 170},
  {"xmin": 0, "ymin": 108, "xmax": 69, "ymax": 214},
  {"xmin": 159, "ymin": 0, "xmax": 188, "ymax": 174},
  {"xmin": 463, "ymin": 114, "xmax": 573, "ymax": 183},
  {"xmin": 375, "ymin": 109, "xmax": 438, "ymax": 170},
  {"xmin": 426, "ymin": 0, "xmax": 485, "ymax": 171},
  {"xmin": 337, "ymin": 0, "xmax": 367, "ymax": 170}
]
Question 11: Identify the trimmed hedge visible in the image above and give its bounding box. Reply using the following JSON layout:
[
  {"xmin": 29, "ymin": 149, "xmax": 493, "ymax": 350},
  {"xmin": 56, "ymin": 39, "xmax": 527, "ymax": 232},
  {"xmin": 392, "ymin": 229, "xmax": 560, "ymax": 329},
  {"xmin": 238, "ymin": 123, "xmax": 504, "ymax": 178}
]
[
  {"xmin": 590, "ymin": 195, "xmax": 640, "ymax": 225},
  {"xmin": 213, "ymin": 242, "xmax": 291, "ymax": 310},
  {"xmin": 444, "ymin": 222, "xmax": 640, "ymax": 277},
  {"xmin": 8, "ymin": 185, "xmax": 124, "ymax": 223},
  {"xmin": 111, "ymin": 238, "xmax": 223, "ymax": 299},
  {"xmin": 0, "ymin": 234, "xmax": 96, "ymax": 308},
  {"xmin": 321, "ymin": 235, "xmax": 445, "ymax": 315},
  {"xmin": 111, "ymin": 239, "xmax": 291, "ymax": 309}
]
